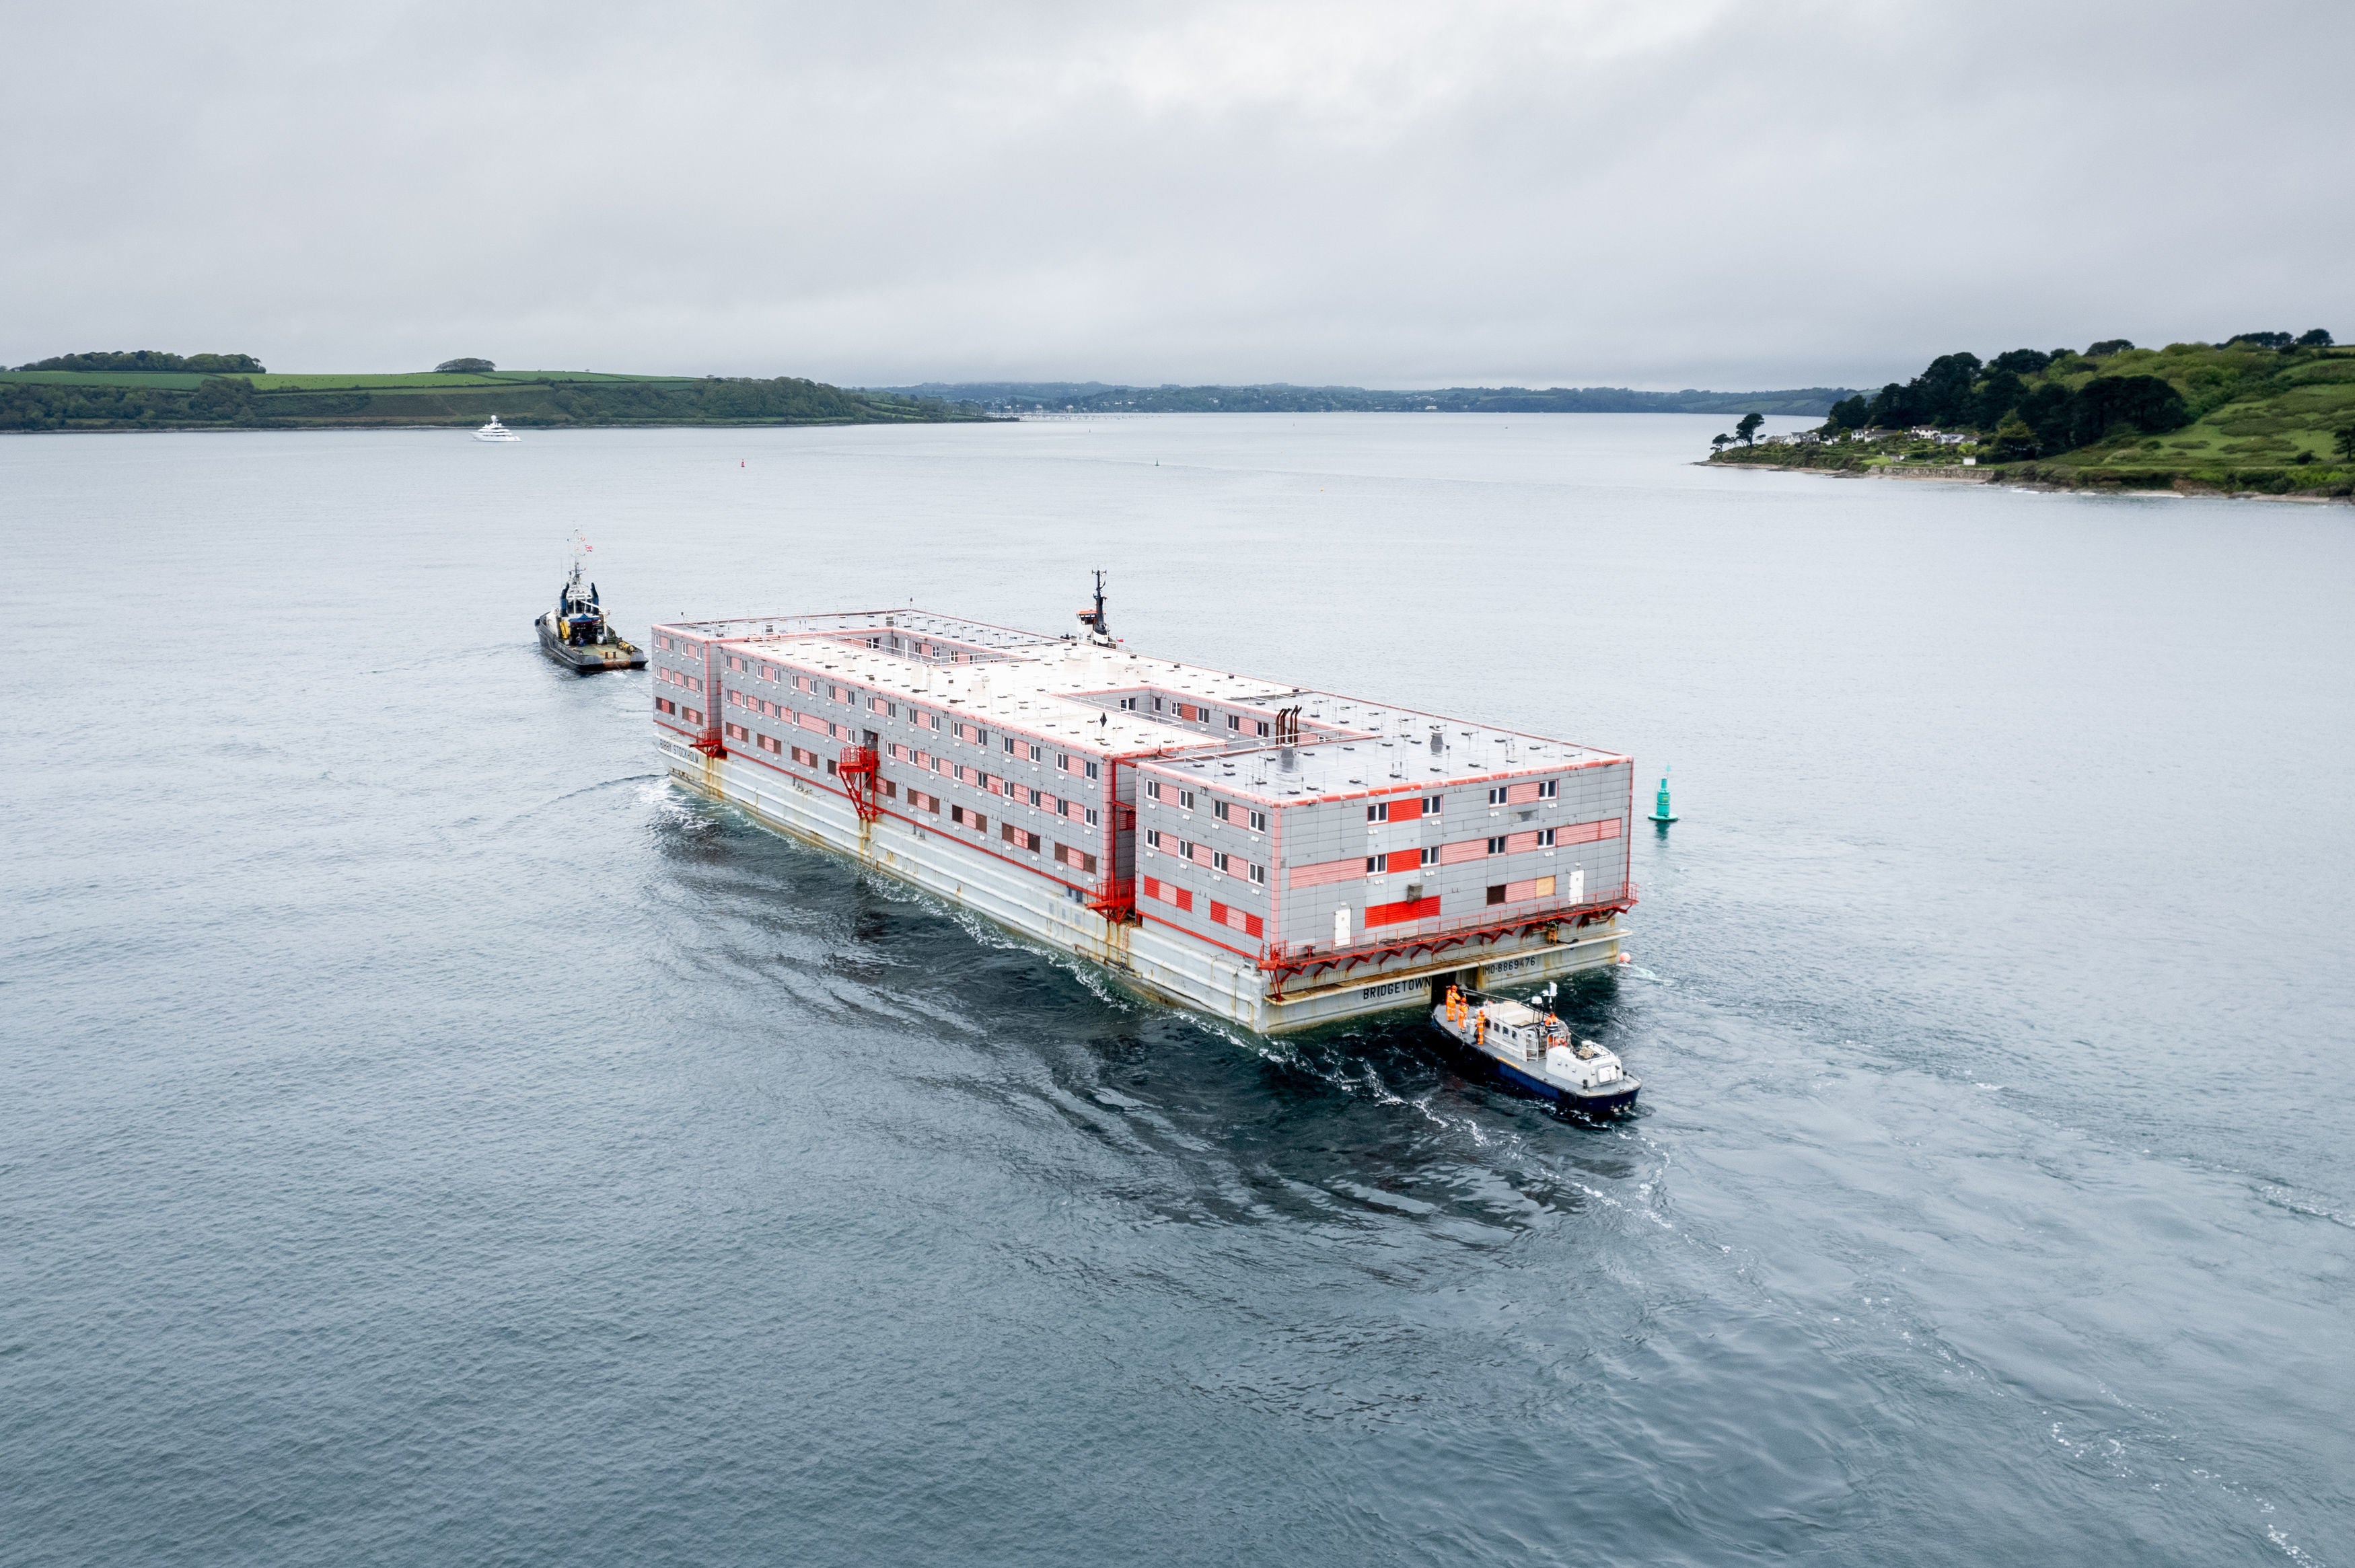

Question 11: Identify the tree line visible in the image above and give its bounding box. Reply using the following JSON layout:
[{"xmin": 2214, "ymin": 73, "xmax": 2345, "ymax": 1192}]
[
  {"xmin": 1817, "ymin": 331, "xmax": 2335, "ymax": 459},
  {"xmin": 14, "ymin": 349, "xmax": 266, "ymax": 373}
]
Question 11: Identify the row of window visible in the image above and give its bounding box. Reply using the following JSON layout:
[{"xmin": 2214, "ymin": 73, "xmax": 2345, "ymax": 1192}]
[
  {"xmin": 1140, "ymin": 876, "xmax": 1267, "ymax": 938},
  {"xmin": 1141, "ymin": 830, "xmax": 1268, "ymax": 885},
  {"xmin": 1142, "ymin": 780, "xmax": 1269, "ymax": 833},
  {"xmin": 1365, "ymin": 780, "xmax": 1558, "ymax": 822},
  {"xmin": 1362, "ymin": 828, "xmax": 1562, "ymax": 870}
]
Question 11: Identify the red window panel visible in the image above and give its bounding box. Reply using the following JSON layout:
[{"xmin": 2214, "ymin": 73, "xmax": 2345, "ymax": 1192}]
[
  {"xmin": 1503, "ymin": 876, "xmax": 1557, "ymax": 902},
  {"xmin": 724, "ymin": 722, "xmax": 748, "ymax": 741},
  {"xmin": 798, "ymin": 713, "xmax": 828, "ymax": 734},
  {"xmin": 1210, "ymin": 899, "xmax": 1228, "ymax": 925},
  {"xmin": 1505, "ymin": 830, "xmax": 1542, "ymax": 854},
  {"xmin": 1243, "ymin": 912, "xmax": 1264, "ymax": 938},
  {"xmin": 1383, "ymin": 849, "xmax": 1420, "ymax": 874},
  {"xmin": 759, "ymin": 735, "xmax": 781, "ymax": 754},
  {"xmin": 892, "ymin": 743, "xmax": 910, "ymax": 761},
  {"xmin": 655, "ymin": 698, "xmax": 676, "ymax": 715},
  {"xmin": 1437, "ymin": 839, "xmax": 1486, "ymax": 865},
  {"xmin": 1287, "ymin": 858, "xmax": 1365, "ymax": 889},
  {"xmin": 1507, "ymin": 781, "xmax": 1544, "ymax": 805},
  {"xmin": 870, "ymin": 697, "xmax": 887, "ymax": 714},
  {"xmin": 1142, "ymin": 877, "xmax": 1193, "ymax": 913},
  {"xmin": 1188, "ymin": 842, "xmax": 1212, "ymax": 865},
  {"xmin": 1560, "ymin": 817, "xmax": 1622, "ymax": 844},
  {"xmin": 1364, "ymin": 895, "xmax": 1441, "ymax": 928},
  {"xmin": 791, "ymin": 746, "xmax": 818, "ymax": 766},
  {"xmin": 684, "ymin": 708, "xmax": 702, "ymax": 726}
]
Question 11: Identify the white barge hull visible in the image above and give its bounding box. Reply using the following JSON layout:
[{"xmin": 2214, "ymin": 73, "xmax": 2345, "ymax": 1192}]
[{"xmin": 661, "ymin": 734, "xmax": 1628, "ymax": 1034}]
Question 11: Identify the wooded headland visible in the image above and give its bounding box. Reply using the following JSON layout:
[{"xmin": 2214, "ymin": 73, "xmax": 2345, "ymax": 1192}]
[
  {"xmin": 1, "ymin": 354, "xmax": 988, "ymax": 432},
  {"xmin": 1707, "ymin": 332, "xmax": 2354, "ymax": 498}
]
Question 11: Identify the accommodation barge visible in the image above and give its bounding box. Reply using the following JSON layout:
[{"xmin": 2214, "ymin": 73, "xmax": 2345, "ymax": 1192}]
[{"xmin": 649, "ymin": 595, "xmax": 1634, "ymax": 1033}]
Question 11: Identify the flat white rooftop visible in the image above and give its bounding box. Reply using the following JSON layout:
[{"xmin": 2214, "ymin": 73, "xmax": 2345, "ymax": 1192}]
[{"xmin": 657, "ymin": 608, "xmax": 1626, "ymax": 801}]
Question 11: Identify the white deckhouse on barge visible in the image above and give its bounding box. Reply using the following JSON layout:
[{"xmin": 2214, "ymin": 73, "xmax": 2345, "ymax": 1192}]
[{"xmin": 649, "ymin": 585, "xmax": 1636, "ymax": 1033}]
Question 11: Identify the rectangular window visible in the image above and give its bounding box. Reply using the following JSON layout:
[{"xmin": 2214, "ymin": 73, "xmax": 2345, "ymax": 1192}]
[
  {"xmin": 1488, "ymin": 786, "xmax": 1508, "ymax": 806},
  {"xmin": 1227, "ymin": 714, "xmax": 1241, "ymax": 731},
  {"xmin": 1537, "ymin": 780, "xmax": 1558, "ymax": 799},
  {"xmin": 1027, "ymin": 743, "xmax": 1043, "ymax": 761},
  {"xmin": 881, "ymin": 780, "xmax": 898, "ymax": 799},
  {"xmin": 1085, "ymin": 761, "xmax": 1099, "ymax": 780},
  {"xmin": 1420, "ymin": 846, "xmax": 1439, "ymax": 867},
  {"xmin": 792, "ymin": 746, "xmax": 818, "ymax": 766},
  {"xmin": 1365, "ymin": 856, "xmax": 1380, "ymax": 874},
  {"xmin": 1248, "ymin": 810, "xmax": 1266, "ymax": 833},
  {"xmin": 951, "ymin": 805, "xmax": 966, "ymax": 825},
  {"xmin": 759, "ymin": 735, "xmax": 781, "ymax": 754},
  {"xmin": 1537, "ymin": 827, "xmax": 1557, "ymax": 846},
  {"xmin": 1119, "ymin": 696, "xmax": 1138, "ymax": 711},
  {"xmin": 683, "ymin": 708, "xmax": 702, "ymax": 726},
  {"xmin": 1367, "ymin": 802, "xmax": 1389, "ymax": 823},
  {"xmin": 829, "ymin": 685, "xmax": 845, "ymax": 703},
  {"xmin": 724, "ymin": 722, "xmax": 748, "ymax": 741},
  {"xmin": 657, "ymin": 635, "xmax": 671, "ymax": 651},
  {"xmin": 1248, "ymin": 862, "xmax": 1266, "ymax": 885},
  {"xmin": 1178, "ymin": 790, "xmax": 1196, "ymax": 812},
  {"xmin": 655, "ymin": 697, "xmax": 676, "ymax": 715},
  {"xmin": 1000, "ymin": 823, "xmax": 1042, "ymax": 852},
  {"xmin": 1256, "ymin": 720, "xmax": 1270, "ymax": 737},
  {"xmin": 1487, "ymin": 884, "xmax": 1507, "ymax": 906},
  {"xmin": 1084, "ymin": 808, "xmax": 1098, "ymax": 827},
  {"xmin": 1178, "ymin": 839, "xmax": 1196, "ymax": 860},
  {"xmin": 1145, "ymin": 829, "xmax": 1163, "ymax": 849},
  {"xmin": 1145, "ymin": 781, "xmax": 1162, "ymax": 800},
  {"xmin": 1212, "ymin": 850, "xmax": 1230, "ymax": 872},
  {"xmin": 1424, "ymin": 794, "xmax": 1443, "ymax": 816},
  {"xmin": 1213, "ymin": 800, "xmax": 1231, "ymax": 822},
  {"xmin": 1487, "ymin": 836, "xmax": 1507, "ymax": 854},
  {"xmin": 1003, "ymin": 737, "xmax": 1017, "ymax": 754}
]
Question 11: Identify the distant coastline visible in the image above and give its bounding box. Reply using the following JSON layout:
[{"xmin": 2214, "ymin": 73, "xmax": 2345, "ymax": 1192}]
[
  {"xmin": 867, "ymin": 381, "xmax": 1860, "ymax": 416},
  {"xmin": 1, "ymin": 357, "xmax": 992, "ymax": 433}
]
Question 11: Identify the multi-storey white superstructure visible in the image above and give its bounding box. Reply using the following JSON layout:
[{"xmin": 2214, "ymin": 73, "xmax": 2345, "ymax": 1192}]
[{"xmin": 649, "ymin": 593, "xmax": 1634, "ymax": 1033}]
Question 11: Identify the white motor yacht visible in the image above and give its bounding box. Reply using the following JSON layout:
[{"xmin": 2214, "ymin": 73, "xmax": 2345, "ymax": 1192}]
[{"xmin": 473, "ymin": 416, "xmax": 521, "ymax": 443}]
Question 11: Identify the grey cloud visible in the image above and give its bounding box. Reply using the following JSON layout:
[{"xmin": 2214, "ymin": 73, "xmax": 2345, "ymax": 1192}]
[{"xmin": 3, "ymin": 1, "xmax": 2348, "ymax": 388}]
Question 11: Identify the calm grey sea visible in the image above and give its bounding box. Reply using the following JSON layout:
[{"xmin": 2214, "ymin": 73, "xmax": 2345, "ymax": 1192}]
[{"xmin": 3, "ymin": 414, "xmax": 2350, "ymax": 1567}]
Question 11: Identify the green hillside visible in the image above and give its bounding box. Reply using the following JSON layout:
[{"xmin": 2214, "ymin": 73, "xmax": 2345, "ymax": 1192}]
[
  {"xmin": 0, "ymin": 356, "xmax": 986, "ymax": 432},
  {"xmin": 1708, "ymin": 333, "xmax": 2355, "ymax": 497}
]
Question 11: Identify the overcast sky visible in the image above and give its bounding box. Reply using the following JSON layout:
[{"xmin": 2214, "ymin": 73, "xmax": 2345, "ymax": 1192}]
[{"xmin": 5, "ymin": 2, "xmax": 2348, "ymax": 390}]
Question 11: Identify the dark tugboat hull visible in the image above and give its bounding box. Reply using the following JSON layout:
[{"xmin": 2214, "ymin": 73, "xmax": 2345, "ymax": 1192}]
[{"xmin": 537, "ymin": 615, "xmax": 646, "ymax": 672}]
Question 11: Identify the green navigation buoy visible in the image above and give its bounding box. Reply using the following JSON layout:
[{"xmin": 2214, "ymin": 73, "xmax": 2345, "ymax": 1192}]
[{"xmin": 1648, "ymin": 766, "xmax": 1678, "ymax": 824}]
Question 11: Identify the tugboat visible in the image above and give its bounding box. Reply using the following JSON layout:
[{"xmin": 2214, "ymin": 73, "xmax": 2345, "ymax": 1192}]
[
  {"xmin": 536, "ymin": 537, "xmax": 645, "ymax": 671},
  {"xmin": 1434, "ymin": 982, "xmax": 1640, "ymax": 1115}
]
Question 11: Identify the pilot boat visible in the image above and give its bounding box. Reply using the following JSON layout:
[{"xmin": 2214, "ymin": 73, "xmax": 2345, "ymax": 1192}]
[
  {"xmin": 536, "ymin": 539, "xmax": 645, "ymax": 671},
  {"xmin": 474, "ymin": 415, "xmax": 521, "ymax": 443},
  {"xmin": 1434, "ymin": 982, "xmax": 1640, "ymax": 1114}
]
